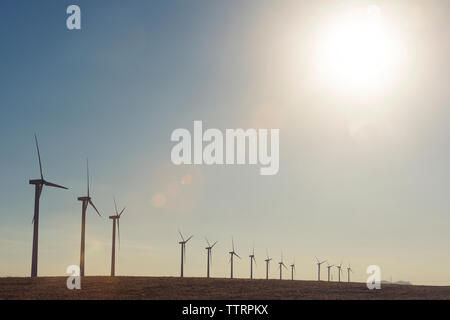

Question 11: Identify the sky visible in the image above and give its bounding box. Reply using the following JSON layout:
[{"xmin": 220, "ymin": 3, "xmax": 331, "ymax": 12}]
[{"xmin": 1, "ymin": 0, "xmax": 450, "ymax": 285}]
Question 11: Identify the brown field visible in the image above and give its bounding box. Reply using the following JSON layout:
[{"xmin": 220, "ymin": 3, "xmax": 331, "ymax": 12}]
[{"xmin": 0, "ymin": 276, "xmax": 449, "ymax": 300}]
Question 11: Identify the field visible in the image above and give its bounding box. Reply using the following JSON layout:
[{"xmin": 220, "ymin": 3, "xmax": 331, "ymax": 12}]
[{"xmin": 0, "ymin": 277, "xmax": 449, "ymax": 300}]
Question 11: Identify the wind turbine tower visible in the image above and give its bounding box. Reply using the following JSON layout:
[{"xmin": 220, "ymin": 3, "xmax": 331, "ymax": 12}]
[
  {"xmin": 315, "ymin": 257, "xmax": 327, "ymax": 281},
  {"xmin": 110, "ymin": 198, "xmax": 125, "ymax": 276},
  {"xmin": 29, "ymin": 134, "xmax": 68, "ymax": 277},
  {"xmin": 249, "ymin": 245, "xmax": 256, "ymax": 279},
  {"xmin": 205, "ymin": 238, "xmax": 217, "ymax": 278},
  {"xmin": 336, "ymin": 262, "xmax": 344, "ymax": 282},
  {"xmin": 178, "ymin": 230, "xmax": 193, "ymax": 278},
  {"xmin": 77, "ymin": 159, "xmax": 101, "ymax": 276},
  {"xmin": 278, "ymin": 252, "xmax": 287, "ymax": 280},
  {"xmin": 229, "ymin": 238, "xmax": 241, "ymax": 279},
  {"xmin": 290, "ymin": 259, "xmax": 296, "ymax": 281},
  {"xmin": 326, "ymin": 262, "xmax": 334, "ymax": 282},
  {"xmin": 347, "ymin": 263, "xmax": 353, "ymax": 283},
  {"xmin": 264, "ymin": 250, "xmax": 272, "ymax": 280}
]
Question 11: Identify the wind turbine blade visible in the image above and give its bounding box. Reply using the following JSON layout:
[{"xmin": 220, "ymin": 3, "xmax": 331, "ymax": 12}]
[
  {"xmin": 235, "ymin": 253, "xmax": 241, "ymax": 259},
  {"xmin": 266, "ymin": 249, "xmax": 269, "ymax": 259},
  {"xmin": 34, "ymin": 134, "xmax": 44, "ymax": 180},
  {"xmin": 253, "ymin": 256, "xmax": 257, "ymax": 267},
  {"xmin": 44, "ymin": 181, "xmax": 68, "ymax": 190},
  {"xmin": 178, "ymin": 229, "xmax": 185, "ymax": 242},
  {"xmin": 119, "ymin": 207, "xmax": 126, "ymax": 217},
  {"xmin": 183, "ymin": 243, "xmax": 187, "ymax": 262},
  {"xmin": 113, "ymin": 197, "xmax": 118, "ymax": 215},
  {"xmin": 232, "ymin": 237, "xmax": 235, "ymax": 252},
  {"xmin": 86, "ymin": 158, "xmax": 90, "ymax": 197},
  {"xmin": 315, "ymin": 256, "xmax": 320, "ymax": 263},
  {"xmin": 211, "ymin": 241, "xmax": 218, "ymax": 248},
  {"xmin": 89, "ymin": 199, "xmax": 101, "ymax": 217},
  {"xmin": 205, "ymin": 237, "xmax": 210, "ymax": 247},
  {"xmin": 185, "ymin": 235, "xmax": 193, "ymax": 243}
]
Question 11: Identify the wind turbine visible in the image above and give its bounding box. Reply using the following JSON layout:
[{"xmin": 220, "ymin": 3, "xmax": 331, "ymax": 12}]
[
  {"xmin": 278, "ymin": 251, "xmax": 287, "ymax": 280},
  {"xmin": 229, "ymin": 238, "xmax": 241, "ymax": 279},
  {"xmin": 335, "ymin": 261, "xmax": 344, "ymax": 282},
  {"xmin": 109, "ymin": 197, "xmax": 125, "ymax": 276},
  {"xmin": 326, "ymin": 262, "xmax": 334, "ymax": 282},
  {"xmin": 290, "ymin": 259, "xmax": 296, "ymax": 280},
  {"xmin": 249, "ymin": 244, "xmax": 256, "ymax": 279},
  {"xmin": 205, "ymin": 237, "xmax": 217, "ymax": 278},
  {"xmin": 77, "ymin": 159, "xmax": 101, "ymax": 276},
  {"xmin": 29, "ymin": 134, "xmax": 68, "ymax": 277},
  {"xmin": 347, "ymin": 263, "xmax": 353, "ymax": 283},
  {"xmin": 315, "ymin": 257, "xmax": 327, "ymax": 281},
  {"xmin": 264, "ymin": 249, "xmax": 272, "ymax": 280},
  {"xmin": 179, "ymin": 230, "xmax": 193, "ymax": 277}
]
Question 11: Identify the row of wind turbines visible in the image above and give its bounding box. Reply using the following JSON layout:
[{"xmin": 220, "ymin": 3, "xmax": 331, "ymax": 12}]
[
  {"xmin": 29, "ymin": 134, "xmax": 125, "ymax": 277},
  {"xmin": 178, "ymin": 232, "xmax": 354, "ymax": 282},
  {"xmin": 28, "ymin": 135, "xmax": 354, "ymax": 282}
]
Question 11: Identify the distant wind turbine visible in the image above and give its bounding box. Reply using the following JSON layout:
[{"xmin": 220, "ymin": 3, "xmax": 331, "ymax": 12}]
[
  {"xmin": 249, "ymin": 244, "xmax": 256, "ymax": 279},
  {"xmin": 347, "ymin": 263, "xmax": 353, "ymax": 283},
  {"xmin": 290, "ymin": 259, "xmax": 296, "ymax": 281},
  {"xmin": 205, "ymin": 237, "xmax": 217, "ymax": 278},
  {"xmin": 178, "ymin": 230, "xmax": 193, "ymax": 277},
  {"xmin": 229, "ymin": 238, "xmax": 241, "ymax": 279},
  {"xmin": 335, "ymin": 261, "xmax": 344, "ymax": 282},
  {"xmin": 315, "ymin": 257, "xmax": 327, "ymax": 281},
  {"xmin": 77, "ymin": 159, "xmax": 101, "ymax": 277},
  {"xmin": 326, "ymin": 262, "xmax": 334, "ymax": 282},
  {"xmin": 29, "ymin": 134, "xmax": 68, "ymax": 277},
  {"xmin": 278, "ymin": 251, "xmax": 287, "ymax": 280},
  {"xmin": 110, "ymin": 197, "xmax": 125, "ymax": 276},
  {"xmin": 264, "ymin": 250, "xmax": 272, "ymax": 280}
]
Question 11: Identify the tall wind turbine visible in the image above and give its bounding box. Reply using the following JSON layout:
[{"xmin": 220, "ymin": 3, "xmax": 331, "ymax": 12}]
[
  {"xmin": 77, "ymin": 159, "xmax": 101, "ymax": 276},
  {"xmin": 179, "ymin": 230, "xmax": 193, "ymax": 277},
  {"xmin": 229, "ymin": 238, "xmax": 241, "ymax": 279},
  {"xmin": 326, "ymin": 262, "xmax": 334, "ymax": 282},
  {"xmin": 205, "ymin": 237, "xmax": 217, "ymax": 278},
  {"xmin": 290, "ymin": 259, "xmax": 296, "ymax": 281},
  {"xmin": 264, "ymin": 250, "xmax": 272, "ymax": 280},
  {"xmin": 278, "ymin": 251, "xmax": 287, "ymax": 280},
  {"xmin": 335, "ymin": 261, "xmax": 344, "ymax": 282},
  {"xmin": 29, "ymin": 134, "xmax": 68, "ymax": 277},
  {"xmin": 347, "ymin": 263, "xmax": 353, "ymax": 283},
  {"xmin": 109, "ymin": 197, "xmax": 125, "ymax": 276},
  {"xmin": 249, "ymin": 245, "xmax": 256, "ymax": 279},
  {"xmin": 315, "ymin": 257, "xmax": 327, "ymax": 281}
]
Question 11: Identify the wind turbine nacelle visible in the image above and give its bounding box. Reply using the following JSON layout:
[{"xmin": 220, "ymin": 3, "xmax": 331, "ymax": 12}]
[
  {"xmin": 29, "ymin": 179, "xmax": 44, "ymax": 185},
  {"xmin": 77, "ymin": 196, "xmax": 90, "ymax": 201},
  {"xmin": 109, "ymin": 215, "xmax": 118, "ymax": 219}
]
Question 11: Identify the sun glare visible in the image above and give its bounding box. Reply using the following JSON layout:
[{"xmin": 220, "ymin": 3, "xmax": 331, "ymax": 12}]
[{"xmin": 316, "ymin": 5, "xmax": 403, "ymax": 92}]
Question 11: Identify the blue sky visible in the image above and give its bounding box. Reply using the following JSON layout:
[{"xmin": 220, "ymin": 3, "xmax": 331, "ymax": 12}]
[{"xmin": 1, "ymin": 0, "xmax": 450, "ymax": 285}]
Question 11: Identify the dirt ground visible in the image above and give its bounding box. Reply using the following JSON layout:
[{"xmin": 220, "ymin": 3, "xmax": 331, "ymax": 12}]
[{"xmin": 0, "ymin": 276, "xmax": 449, "ymax": 300}]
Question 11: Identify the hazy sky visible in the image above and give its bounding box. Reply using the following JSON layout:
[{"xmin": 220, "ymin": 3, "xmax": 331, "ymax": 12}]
[{"xmin": 1, "ymin": 0, "xmax": 450, "ymax": 285}]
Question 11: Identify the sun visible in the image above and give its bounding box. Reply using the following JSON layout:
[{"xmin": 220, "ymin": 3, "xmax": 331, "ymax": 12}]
[{"xmin": 316, "ymin": 5, "xmax": 403, "ymax": 92}]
